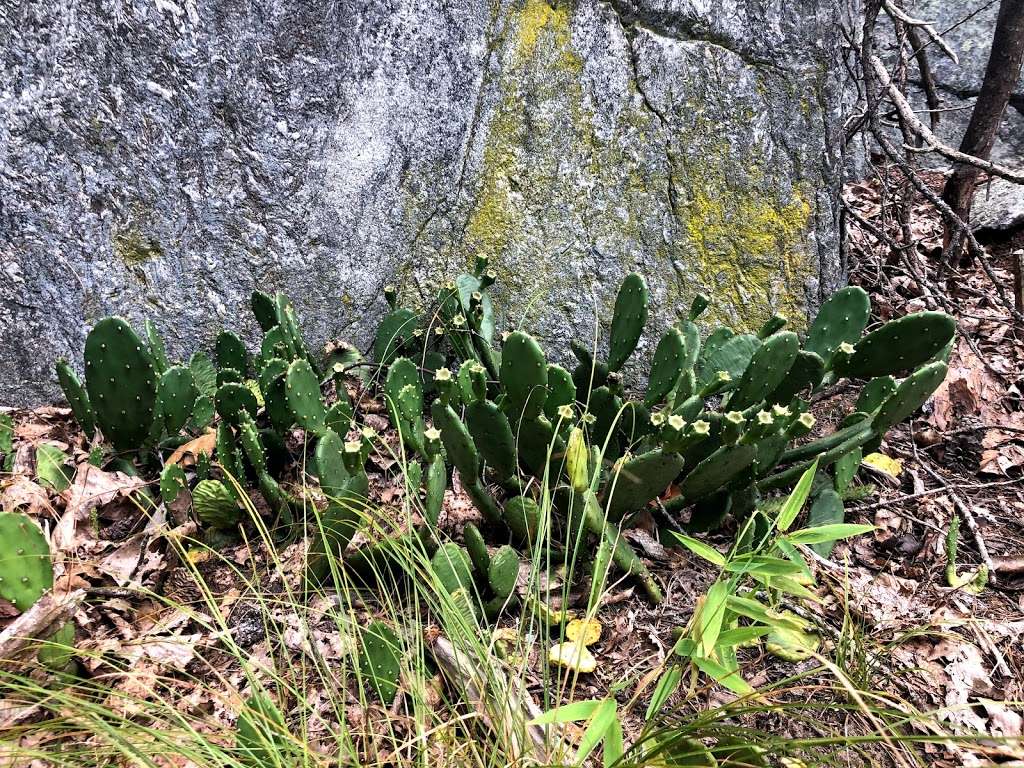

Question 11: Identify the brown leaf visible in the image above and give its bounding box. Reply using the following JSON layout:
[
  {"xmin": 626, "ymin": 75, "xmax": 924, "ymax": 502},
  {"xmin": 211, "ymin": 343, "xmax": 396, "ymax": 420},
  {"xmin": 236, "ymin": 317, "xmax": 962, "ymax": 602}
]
[{"xmin": 167, "ymin": 429, "xmax": 216, "ymax": 467}]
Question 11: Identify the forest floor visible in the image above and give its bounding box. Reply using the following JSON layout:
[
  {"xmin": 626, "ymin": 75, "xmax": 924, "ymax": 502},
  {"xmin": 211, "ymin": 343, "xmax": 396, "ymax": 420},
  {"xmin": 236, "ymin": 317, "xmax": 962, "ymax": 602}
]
[{"xmin": 1, "ymin": 174, "xmax": 1022, "ymax": 767}]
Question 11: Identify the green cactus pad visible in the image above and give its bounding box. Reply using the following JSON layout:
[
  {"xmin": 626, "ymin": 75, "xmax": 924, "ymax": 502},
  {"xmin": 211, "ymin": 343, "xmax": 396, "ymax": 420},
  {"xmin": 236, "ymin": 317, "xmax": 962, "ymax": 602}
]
[
  {"xmin": 285, "ymin": 359, "xmax": 327, "ymax": 434},
  {"xmin": 456, "ymin": 273, "xmax": 496, "ymax": 343},
  {"xmin": 216, "ymin": 423, "xmax": 246, "ymax": 486},
  {"xmin": 605, "ymin": 449, "xmax": 686, "ymax": 520},
  {"xmin": 236, "ymin": 414, "xmax": 266, "ymax": 472},
  {"xmin": 192, "ymin": 479, "xmax": 242, "ymax": 529},
  {"xmin": 587, "ymin": 386, "xmax": 623, "ymax": 460},
  {"xmin": 217, "ymin": 367, "xmax": 243, "ymax": 387},
  {"xmin": 873, "ymin": 361, "xmax": 949, "ymax": 433},
  {"xmin": 808, "ymin": 489, "xmax": 845, "ymax": 556},
  {"xmin": 215, "ymin": 330, "xmax": 249, "ymax": 375},
  {"xmin": 251, "ymin": 290, "xmax": 278, "ymax": 332},
  {"xmin": 260, "ymin": 326, "xmax": 291, "ymax": 364},
  {"xmin": 756, "ymin": 313, "xmax": 788, "ymax": 339},
  {"xmin": 423, "ymin": 455, "xmax": 446, "ymax": 528},
  {"xmin": 728, "ymin": 332, "xmax": 799, "ymax": 410},
  {"xmin": 373, "ymin": 308, "xmax": 418, "ymax": 364},
  {"xmin": 83, "ymin": 317, "xmax": 159, "ymax": 451},
  {"xmin": 833, "ymin": 447, "xmax": 862, "ymax": 494},
  {"xmin": 836, "ymin": 312, "xmax": 955, "ymax": 379},
  {"xmin": 463, "ymin": 523, "xmax": 490, "ymax": 577},
  {"xmin": 766, "ymin": 350, "xmax": 825, "ymax": 405},
  {"xmin": 236, "ymin": 693, "xmax": 287, "ymax": 764},
  {"xmin": 258, "ymin": 358, "xmax": 289, "ymax": 395},
  {"xmin": 315, "ymin": 429, "xmax": 350, "ymax": 498},
  {"xmin": 543, "ymin": 364, "xmax": 576, "ymax": 420},
  {"xmin": 188, "ymin": 352, "xmax": 218, "ymax": 397},
  {"xmin": 698, "ymin": 327, "xmax": 734, "ymax": 368},
  {"xmin": 503, "ymin": 496, "xmax": 540, "ymax": 543},
  {"xmin": 697, "ymin": 333, "xmax": 760, "ymax": 389},
  {"xmin": 500, "ymin": 331, "xmax": 548, "ymax": 421},
  {"xmin": 386, "ymin": 357, "xmax": 420, "ymax": 406},
  {"xmin": 645, "ymin": 328, "xmax": 686, "ymax": 407},
  {"xmin": 856, "ymin": 376, "xmax": 897, "ymax": 413},
  {"xmin": 325, "ymin": 400, "xmax": 353, "ymax": 438},
  {"xmin": 678, "ymin": 444, "xmax": 758, "ymax": 503},
  {"xmin": 0, "ymin": 512, "xmax": 53, "ymax": 612},
  {"xmin": 515, "ymin": 416, "xmax": 565, "ymax": 480},
  {"xmin": 488, "ymin": 545, "xmax": 519, "ymax": 601},
  {"xmin": 465, "ymin": 400, "xmax": 517, "ymax": 481},
  {"xmin": 805, "ymin": 286, "xmax": 871, "ymax": 365},
  {"xmin": 431, "ymin": 542, "xmax": 475, "ymax": 596},
  {"xmin": 159, "ymin": 463, "xmax": 187, "ymax": 504},
  {"xmin": 214, "ymin": 382, "xmax": 258, "ymax": 425},
  {"xmin": 430, "ymin": 401, "xmax": 479, "ymax": 480},
  {"xmin": 55, "ymin": 360, "xmax": 96, "ymax": 437},
  {"xmin": 608, "ymin": 273, "xmax": 648, "ymax": 371},
  {"xmin": 185, "ymin": 395, "xmax": 212, "ymax": 431},
  {"xmin": 158, "ymin": 366, "xmax": 198, "ymax": 434},
  {"xmin": 457, "ymin": 361, "xmax": 487, "ymax": 404},
  {"xmin": 358, "ymin": 620, "xmax": 402, "ymax": 704},
  {"xmin": 144, "ymin": 319, "xmax": 170, "ymax": 375}
]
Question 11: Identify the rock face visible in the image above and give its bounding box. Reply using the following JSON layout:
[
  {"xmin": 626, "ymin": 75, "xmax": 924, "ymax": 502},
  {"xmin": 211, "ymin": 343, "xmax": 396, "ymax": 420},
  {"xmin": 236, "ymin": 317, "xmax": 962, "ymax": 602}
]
[{"xmin": 1, "ymin": 0, "xmax": 845, "ymax": 406}]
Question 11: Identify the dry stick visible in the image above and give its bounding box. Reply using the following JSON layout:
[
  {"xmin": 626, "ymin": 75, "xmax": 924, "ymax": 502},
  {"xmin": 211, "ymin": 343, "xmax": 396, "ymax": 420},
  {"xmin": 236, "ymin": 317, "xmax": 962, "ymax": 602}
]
[
  {"xmin": 904, "ymin": 24, "xmax": 942, "ymax": 130},
  {"xmin": 882, "ymin": 0, "xmax": 960, "ymax": 63},
  {"xmin": 849, "ymin": 478, "xmax": 1023, "ymax": 513},
  {"xmin": 0, "ymin": 589, "xmax": 85, "ymax": 667}
]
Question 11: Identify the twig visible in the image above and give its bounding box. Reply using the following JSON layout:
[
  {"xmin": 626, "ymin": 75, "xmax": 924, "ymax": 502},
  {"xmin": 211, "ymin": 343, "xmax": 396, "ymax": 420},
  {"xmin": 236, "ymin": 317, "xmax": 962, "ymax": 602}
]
[
  {"xmin": 848, "ymin": 478, "xmax": 1023, "ymax": 513},
  {"xmin": 882, "ymin": 0, "xmax": 959, "ymax": 63}
]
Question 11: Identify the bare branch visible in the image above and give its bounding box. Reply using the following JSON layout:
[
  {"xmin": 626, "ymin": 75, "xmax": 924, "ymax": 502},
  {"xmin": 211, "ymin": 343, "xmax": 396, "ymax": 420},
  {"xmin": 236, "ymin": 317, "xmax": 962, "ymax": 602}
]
[{"xmin": 882, "ymin": 0, "xmax": 960, "ymax": 63}]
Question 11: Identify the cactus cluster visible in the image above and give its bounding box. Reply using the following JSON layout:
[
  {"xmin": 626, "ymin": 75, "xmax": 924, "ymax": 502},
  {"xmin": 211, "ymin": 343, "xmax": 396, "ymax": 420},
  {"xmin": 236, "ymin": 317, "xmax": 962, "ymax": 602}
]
[{"xmin": 53, "ymin": 268, "xmax": 952, "ymax": 611}]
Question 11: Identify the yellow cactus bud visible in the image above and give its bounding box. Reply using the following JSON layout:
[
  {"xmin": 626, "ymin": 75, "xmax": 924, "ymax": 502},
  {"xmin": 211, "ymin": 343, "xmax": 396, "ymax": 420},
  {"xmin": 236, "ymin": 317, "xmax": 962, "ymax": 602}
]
[{"xmin": 566, "ymin": 427, "xmax": 589, "ymax": 492}]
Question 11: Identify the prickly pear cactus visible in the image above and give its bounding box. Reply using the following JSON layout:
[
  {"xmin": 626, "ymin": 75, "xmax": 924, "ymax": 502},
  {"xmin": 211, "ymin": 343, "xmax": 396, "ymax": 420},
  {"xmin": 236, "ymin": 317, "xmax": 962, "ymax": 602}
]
[
  {"xmin": 215, "ymin": 382, "xmax": 259, "ymax": 425},
  {"xmin": 604, "ymin": 449, "xmax": 686, "ymax": 520},
  {"xmin": 607, "ymin": 272, "xmax": 648, "ymax": 372},
  {"xmin": 83, "ymin": 317, "xmax": 159, "ymax": 450},
  {"xmin": 285, "ymin": 359, "xmax": 327, "ymax": 434},
  {"xmin": 315, "ymin": 429, "xmax": 350, "ymax": 498},
  {"xmin": 236, "ymin": 692, "xmax": 288, "ymax": 764},
  {"xmin": 873, "ymin": 361, "xmax": 949, "ymax": 433},
  {"xmin": 544, "ymin": 364, "xmax": 576, "ymax": 420},
  {"xmin": 487, "ymin": 545, "xmax": 519, "ymax": 601},
  {"xmin": 431, "ymin": 542, "xmax": 475, "ymax": 596},
  {"xmin": 465, "ymin": 399, "xmax": 516, "ymax": 481},
  {"xmin": 373, "ymin": 308, "xmax": 418, "ymax": 365},
  {"xmin": 216, "ymin": 330, "xmax": 249, "ymax": 374},
  {"xmin": 159, "ymin": 366, "xmax": 198, "ymax": 434},
  {"xmin": 0, "ymin": 512, "xmax": 53, "ymax": 612},
  {"xmin": 192, "ymin": 479, "xmax": 242, "ymax": 529},
  {"xmin": 160, "ymin": 463, "xmax": 187, "ymax": 504},
  {"xmin": 250, "ymin": 290, "xmax": 278, "ymax": 333},
  {"xmin": 835, "ymin": 312, "xmax": 956, "ymax": 378},
  {"xmin": 499, "ymin": 331, "xmax": 548, "ymax": 421},
  {"xmin": 503, "ymin": 496, "xmax": 540, "ymax": 542},
  {"xmin": 645, "ymin": 328, "xmax": 686, "ymax": 407},
  {"xmin": 358, "ymin": 620, "xmax": 402, "ymax": 705},
  {"xmin": 55, "ymin": 360, "xmax": 96, "ymax": 438},
  {"xmin": 727, "ymin": 331, "xmax": 799, "ymax": 410}
]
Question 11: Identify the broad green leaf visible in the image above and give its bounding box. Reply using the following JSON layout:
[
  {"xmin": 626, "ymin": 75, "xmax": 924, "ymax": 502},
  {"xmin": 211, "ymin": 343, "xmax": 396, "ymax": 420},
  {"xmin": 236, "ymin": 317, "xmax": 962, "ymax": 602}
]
[
  {"xmin": 725, "ymin": 555, "xmax": 805, "ymax": 577},
  {"xmin": 672, "ymin": 636, "xmax": 695, "ymax": 658},
  {"xmin": 670, "ymin": 532, "xmax": 726, "ymax": 566},
  {"xmin": 773, "ymin": 536, "xmax": 813, "ymax": 581},
  {"xmin": 717, "ymin": 626, "xmax": 771, "ymax": 647},
  {"xmin": 603, "ymin": 716, "xmax": 624, "ymax": 768},
  {"xmin": 36, "ymin": 443, "xmax": 72, "ymax": 492},
  {"xmin": 530, "ymin": 698, "xmax": 603, "ymax": 725},
  {"xmin": 698, "ymin": 581, "xmax": 729, "ymax": 657},
  {"xmin": 786, "ymin": 523, "xmax": 875, "ymax": 545},
  {"xmin": 576, "ymin": 698, "xmax": 618, "ymax": 764},
  {"xmin": 692, "ymin": 655, "xmax": 754, "ymax": 696},
  {"xmin": 725, "ymin": 596, "xmax": 805, "ymax": 631},
  {"xmin": 646, "ymin": 666, "xmax": 683, "ymax": 721},
  {"xmin": 755, "ymin": 573, "xmax": 822, "ymax": 602},
  {"xmin": 776, "ymin": 458, "xmax": 819, "ymax": 531}
]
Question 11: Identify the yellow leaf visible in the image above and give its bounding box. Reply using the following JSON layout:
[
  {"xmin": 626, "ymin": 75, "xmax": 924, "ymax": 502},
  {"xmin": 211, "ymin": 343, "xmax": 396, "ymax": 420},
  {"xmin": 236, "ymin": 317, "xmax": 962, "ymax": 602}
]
[
  {"xmin": 168, "ymin": 429, "xmax": 217, "ymax": 467},
  {"xmin": 548, "ymin": 641, "xmax": 597, "ymax": 673},
  {"xmin": 565, "ymin": 618, "xmax": 602, "ymax": 647},
  {"xmin": 862, "ymin": 452, "xmax": 902, "ymax": 478}
]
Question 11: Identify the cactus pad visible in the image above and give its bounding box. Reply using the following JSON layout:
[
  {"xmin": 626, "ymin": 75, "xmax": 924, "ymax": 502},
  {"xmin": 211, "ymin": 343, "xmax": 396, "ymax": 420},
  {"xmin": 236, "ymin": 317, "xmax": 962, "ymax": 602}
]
[
  {"xmin": 423, "ymin": 455, "xmax": 446, "ymax": 528},
  {"xmin": 463, "ymin": 523, "xmax": 490, "ymax": 577},
  {"xmin": 144, "ymin": 319, "xmax": 170, "ymax": 375},
  {"xmin": 189, "ymin": 352, "xmax": 218, "ymax": 397},
  {"xmin": 836, "ymin": 312, "xmax": 955, "ymax": 378},
  {"xmin": 431, "ymin": 542, "xmax": 474, "ymax": 595},
  {"xmin": 373, "ymin": 308, "xmax": 418, "ymax": 364},
  {"xmin": 605, "ymin": 449, "xmax": 686, "ymax": 520},
  {"xmin": 55, "ymin": 360, "xmax": 96, "ymax": 437},
  {"xmin": 158, "ymin": 366, "xmax": 198, "ymax": 434},
  {"xmin": 315, "ymin": 429, "xmax": 350, "ymax": 498},
  {"xmin": 358, "ymin": 620, "xmax": 402, "ymax": 705},
  {"xmin": 767, "ymin": 350, "xmax": 825, "ymax": 405},
  {"xmin": 192, "ymin": 479, "xmax": 241, "ymax": 529},
  {"xmin": 250, "ymin": 290, "xmax": 278, "ymax": 332},
  {"xmin": 697, "ymin": 333, "xmax": 760, "ymax": 389},
  {"xmin": 0, "ymin": 512, "xmax": 53, "ymax": 612},
  {"xmin": 873, "ymin": 361, "xmax": 948, "ymax": 433},
  {"xmin": 807, "ymin": 489, "xmax": 845, "ymax": 556},
  {"xmin": 543, "ymin": 364, "xmax": 576, "ymax": 420},
  {"xmin": 503, "ymin": 496, "xmax": 541, "ymax": 542},
  {"xmin": 805, "ymin": 286, "xmax": 871, "ymax": 365},
  {"xmin": 728, "ymin": 331, "xmax": 799, "ymax": 410},
  {"xmin": 488, "ymin": 545, "xmax": 519, "ymax": 600},
  {"xmin": 608, "ymin": 273, "xmax": 648, "ymax": 371},
  {"xmin": 856, "ymin": 376, "xmax": 897, "ymax": 413},
  {"xmin": 84, "ymin": 317, "xmax": 159, "ymax": 450},
  {"xmin": 678, "ymin": 444, "xmax": 757, "ymax": 503},
  {"xmin": 430, "ymin": 401, "xmax": 479, "ymax": 480},
  {"xmin": 216, "ymin": 330, "xmax": 249, "ymax": 374},
  {"xmin": 285, "ymin": 359, "xmax": 327, "ymax": 434},
  {"xmin": 236, "ymin": 693, "xmax": 287, "ymax": 764},
  {"xmin": 466, "ymin": 400, "xmax": 516, "ymax": 481},
  {"xmin": 645, "ymin": 328, "xmax": 686, "ymax": 407},
  {"xmin": 500, "ymin": 331, "xmax": 548, "ymax": 421},
  {"xmin": 159, "ymin": 463, "xmax": 187, "ymax": 504},
  {"xmin": 215, "ymin": 382, "xmax": 258, "ymax": 425}
]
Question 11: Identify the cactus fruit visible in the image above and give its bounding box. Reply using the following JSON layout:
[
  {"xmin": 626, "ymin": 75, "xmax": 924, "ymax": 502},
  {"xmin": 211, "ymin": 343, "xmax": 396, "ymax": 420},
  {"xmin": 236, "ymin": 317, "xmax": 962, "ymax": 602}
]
[
  {"xmin": 645, "ymin": 328, "xmax": 686, "ymax": 407},
  {"xmin": 835, "ymin": 312, "xmax": 956, "ymax": 379},
  {"xmin": 250, "ymin": 290, "xmax": 278, "ymax": 332},
  {"xmin": 192, "ymin": 479, "xmax": 241, "ymax": 529},
  {"xmin": 423, "ymin": 452, "xmax": 446, "ymax": 529},
  {"xmin": 373, "ymin": 308, "xmax": 418, "ymax": 364},
  {"xmin": 358, "ymin": 620, "xmax": 402, "ymax": 705},
  {"xmin": 236, "ymin": 693, "xmax": 287, "ymax": 764},
  {"xmin": 216, "ymin": 330, "xmax": 249, "ymax": 374},
  {"xmin": 55, "ymin": 360, "xmax": 96, "ymax": 437},
  {"xmin": 457, "ymin": 361, "xmax": 487, "ymax": 404},
  {"xmin": 158, "ymin": 366, "xmax": 198, "ymax": 434},
  {"xmin": 500, "ymin": 331, "xmax": 548, "ymax": 421},
  {"xmin": 160, "ymin": 463, "xmax": 187, "ymax": 504},
  {"xmin": 804, "ymin": 286, "xmax": 871, "ymax": 365},
  {"xmin": 215, "ymin": 382, "xmax": 258, "ymax": 425},
  {"xmin": 544, "ymin": 364, "xmax": 576, "ymax": 420},
  {"xmin": 465, "ymin": 399, "xmax": 517, "ymax": 481},
  {"xmin": 608, "ymin": 272, "xmax": 648, "ymax": 371},
  {"xmin": 604, "ymin": 449, "xmax": 686, "ymax": 520},
  {"xmin": 285, "ymin": 359, "xmax": 327, "ymax": 434},
  {"xmin": 463, "ymin": 523, "xmax": 490, "ymax": 577},
  {"xmin": 503, "ymin": 496, "xmax": 541, "ymax": 543},
  {"xmin": 0, "ymin": 512, "xmax": 54, "ymax": 612},
  {"xmin": 83, "ymin": 317, "xmax": 159, "ymax": 451},
  {"xmin": 872, "ymin": 361, "xmax": 948, "ymax": 433},
  {"xmin": 727, "ymin": 332, "xmax": 799, "ymax": 410}
]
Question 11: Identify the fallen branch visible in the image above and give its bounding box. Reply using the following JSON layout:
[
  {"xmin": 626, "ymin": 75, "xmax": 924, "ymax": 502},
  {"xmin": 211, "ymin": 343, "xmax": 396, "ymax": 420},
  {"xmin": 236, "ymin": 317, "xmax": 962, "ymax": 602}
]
[
  {"xmin": 0, "ymin": 589, "xmax": 85, "ymax": 667},
  {"xmin": 882, "ymin": 0, "xmax": 959, "ymax": 63},
  {"xmin": 848, "ymin": 478, "xmax": 1024, "ymax": 513}
]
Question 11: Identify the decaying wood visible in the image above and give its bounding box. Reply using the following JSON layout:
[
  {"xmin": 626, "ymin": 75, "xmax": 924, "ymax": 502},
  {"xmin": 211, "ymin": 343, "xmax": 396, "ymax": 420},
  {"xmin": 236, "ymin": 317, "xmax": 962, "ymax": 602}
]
[
  {"xmin": 0, "ymin": 589, "xmax": 85, "ymax": 667},
  {"xmin": 429, "ymin": 634, "xmax": 559, "ymax": 765}
]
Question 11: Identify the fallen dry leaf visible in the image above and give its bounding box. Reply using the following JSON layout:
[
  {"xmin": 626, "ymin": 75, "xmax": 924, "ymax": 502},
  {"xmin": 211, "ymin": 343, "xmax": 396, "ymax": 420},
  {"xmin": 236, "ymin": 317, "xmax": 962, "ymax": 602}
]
[{"xmin": 167, "ymin": 429, "xmax": 216, "ymax": 467}]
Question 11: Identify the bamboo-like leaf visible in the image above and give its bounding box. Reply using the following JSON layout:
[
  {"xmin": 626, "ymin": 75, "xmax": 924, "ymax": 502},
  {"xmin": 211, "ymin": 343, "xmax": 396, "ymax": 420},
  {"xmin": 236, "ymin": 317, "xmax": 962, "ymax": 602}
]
[
  {"xmin": 670, "ymin": 532, "xmax": 726, "ymax": 566},
  {"xmin": 776, "ymin": 458, "xmax": 819, "ymax": 531}
]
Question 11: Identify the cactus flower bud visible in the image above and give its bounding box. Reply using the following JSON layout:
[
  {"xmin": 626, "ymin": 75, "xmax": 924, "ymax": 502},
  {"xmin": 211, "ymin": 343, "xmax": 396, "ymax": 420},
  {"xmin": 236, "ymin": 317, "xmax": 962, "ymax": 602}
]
[
  {"xmin": 582, "ymin": 412, "xmax": 597, "ymax": 425},
  {"xmin": 838, "ymin": 341, "xmax": 855, "ymax": 355},
  {"xmin": 566, "ymin": 427, "xmax": 589, "ymax": 492},
  {"xmin": 556, "ymin": 404, "xmax": 575, "ymax": 421},
  {"xmin": 691, "ymin": 419, "xmax": 711, "ymax": 435},
  {"xmin": 668, "ymin": 414, "xmax": 686, "ymax": 431},
  {"xmin": 424, "ymin": 427, "xmax": 441, "ymax": 442},
  {"xmin": 452, "ymin": 314, "xmax": 467, "ymax": 327},
  {"xmin": 650, "ymin": 411, "xmax": 666, "ymax": 427},
  {"xmin": 434, "ymin": 367, "xmax": 452, "ymax": 382},
  {"xmin": 756, "ymin": 410, "xmax": 773, "ymax": 426}
]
